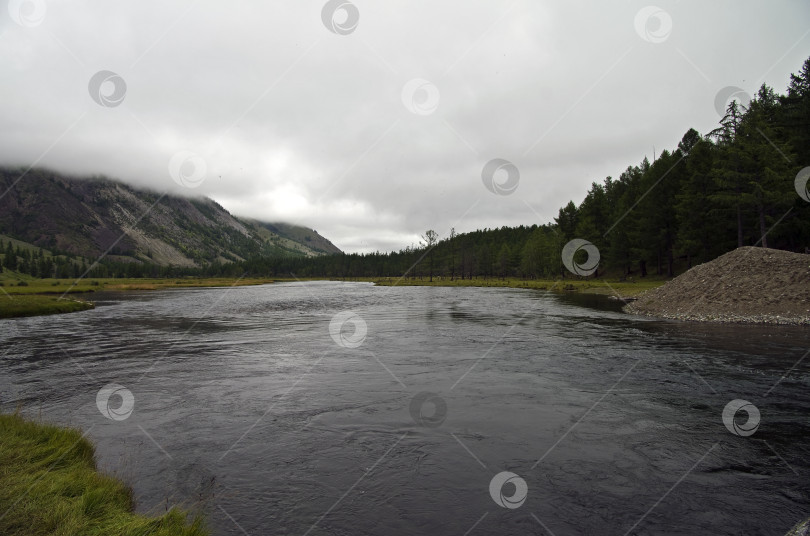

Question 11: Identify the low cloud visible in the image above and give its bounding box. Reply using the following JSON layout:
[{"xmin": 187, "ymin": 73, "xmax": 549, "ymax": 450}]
[{"xmin": 1, "ymin": 0, "xmax": 807, "ymax": 252}]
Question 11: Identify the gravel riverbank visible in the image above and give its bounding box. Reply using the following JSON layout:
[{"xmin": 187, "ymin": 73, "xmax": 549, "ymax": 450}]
[{"xmin": 625, "ymin": 247, "xmax": 810, "ymax": 325}]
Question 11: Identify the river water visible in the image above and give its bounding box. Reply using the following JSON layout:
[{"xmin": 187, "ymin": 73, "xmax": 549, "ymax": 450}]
[{"xmin": 1, "ymin": 281, "xmax": 808, "ymax": 535}]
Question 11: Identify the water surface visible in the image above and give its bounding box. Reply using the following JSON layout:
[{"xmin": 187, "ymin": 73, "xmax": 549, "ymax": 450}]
[{"xmin": 1, "ymin": 282, "xmax": 808, "ymax": 535}]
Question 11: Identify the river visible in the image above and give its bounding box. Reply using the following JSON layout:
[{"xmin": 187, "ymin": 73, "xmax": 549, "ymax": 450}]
[{"xmin": 1, "ymin": 281, "xmax": 808, "ymax": 535}]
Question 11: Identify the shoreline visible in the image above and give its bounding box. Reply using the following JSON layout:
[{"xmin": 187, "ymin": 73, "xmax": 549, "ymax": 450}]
[
  {"xmin": 0, "ymin": 276, "xmax": 282, "ymax": 319},
  {"xmin": 0, "ymin": 275, "xmax": 666, "ymax": 320},
  {"xmin": 364, "ymin": 275, "xmax": 664, "ymax": 297},
  {"xmin": 625, "ymin": 306, "xmax": 810, "ymax": 326},
  {"xmin": 0, "ymin": 294, "xmax": 95, "ymax": 319},
  {"xmin": 367, "ymin": 277, "xmax": 810, "ymax": 325},
  {"xmin": 0, "ymin": 412, "xmax": 207, "ymax": 536},
  {"xmin": 623, "ymin": 248, "xmax": 810, "ymax": 326},
  {"xmin": 8, "ymin": 275, "xmax": 804, "ymax": 325}
]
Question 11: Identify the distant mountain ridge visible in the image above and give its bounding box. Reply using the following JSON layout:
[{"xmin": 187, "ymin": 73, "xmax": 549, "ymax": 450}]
[
  {"xmin": 251, "ymin": 221, "xmax": 341, "ymax": 256},
  {"xmin": 0, "ymin": 167, "xmax": 341, "ymax": 267}
]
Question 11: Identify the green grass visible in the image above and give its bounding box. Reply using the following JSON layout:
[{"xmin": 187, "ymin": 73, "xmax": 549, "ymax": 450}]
[
  {"xmin": 0, "ymin": 273, "xmax": 667, "ymax": 319},
  {"xmin": 0, "ymin": 412, "xmax": 207, "ymax": 536},
  {"xmin": 0, "ymin": 294, "xmax": 94, "ymax": 319},
  {"xmin": 365, "ymin": 276, "xmax": 667, "ymax": 297},
  {"xmin": 0, "ymin": 276, "xmax": 286, "ymax": 319},
  {"xmin": 0, "ymin": 276, "xmax": 282, "ymax": 295}
]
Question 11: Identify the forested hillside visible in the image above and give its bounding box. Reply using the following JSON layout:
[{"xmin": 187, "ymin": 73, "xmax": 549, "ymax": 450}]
[
  {"xmin": 217, "ymin": 57, "xmax": 810, "ymax": 280},
  {"xmin": 0, "ymin": 169, "xmax": 340, "ymax": 278},
  {"xmin": 3, "ymin": 59, "xmax": 808, "ymax": 283}
]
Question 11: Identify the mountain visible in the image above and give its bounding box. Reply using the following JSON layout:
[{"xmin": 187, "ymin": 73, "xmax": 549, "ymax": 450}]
[
  {"xmin": 250, "ymin": 221, "xmax": 342, "ymax": 256},
  {"xmin": 0, "ymin": 167, "xmax": 340, "ymax": 267}
]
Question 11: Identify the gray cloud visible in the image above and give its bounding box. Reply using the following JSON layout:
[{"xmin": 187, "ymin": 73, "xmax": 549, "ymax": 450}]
[{"xmin": 1, "ymin": 0, "xmax": 808, "ymax": 252}]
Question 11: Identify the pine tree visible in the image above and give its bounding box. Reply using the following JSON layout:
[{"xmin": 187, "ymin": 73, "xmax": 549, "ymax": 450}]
[
  {"xmin": 709, "ymin": 100, "xmax": 748, "ymax": 247},
  {"xmin": 784, "ymin": 56, "xmax": 810, "ymax": 163},
  {"xmin": 4, "ymin": 242, "xmax": 17, "ymax": 271},
  {"xmin": 421, "ymin": 230, "xmax": 438, "ymax": 282},
  {"xmin": 498, "ymin": 243, "xmax": 511, "ymax": 279},
  {"xmin": 736, "ymin": 85, "xmax": 796, "ymax": 247},
  {"xmin": 449, "ymin": 228, "xmax": 457, "ymax": 280},
  {"xmin": 675, "ymin": 135, "xmax": 726, "ymax": 265}
]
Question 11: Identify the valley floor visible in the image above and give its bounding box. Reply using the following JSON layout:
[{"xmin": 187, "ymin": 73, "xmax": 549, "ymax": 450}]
[{"xmin": 0, "ymin": 275, "xmax": 667, "ymax": 319}]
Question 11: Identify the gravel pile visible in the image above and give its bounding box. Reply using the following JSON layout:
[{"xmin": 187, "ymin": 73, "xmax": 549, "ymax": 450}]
[{"xmin": 625, "ymin": 247, "xmax": 810, "ymax": 325}]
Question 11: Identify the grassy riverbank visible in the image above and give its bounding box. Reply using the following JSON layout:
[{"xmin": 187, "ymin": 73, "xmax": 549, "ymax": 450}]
[
  {"xmin": 0, "ymin": 273, "xmax": 668, "ymax": 319},
  {"xmin": 0, "ymin": 294, "xmax": 94, "ymax": 319},
  {"xmin": 0, "ymin": 413, "xmax": 207, "ymax": 536},
  {"xmin": 0, "ymin": 276, "xmax": 281, "ymax": 319},
  {"xmin": 367, "ymin": 276, "xmax": 667, "ymax": 297}
]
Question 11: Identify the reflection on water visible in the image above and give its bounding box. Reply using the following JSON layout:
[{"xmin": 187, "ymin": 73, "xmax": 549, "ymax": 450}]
[{"xmin": 1, "ymin": 282, "xmax": 808, "ymax": 535}]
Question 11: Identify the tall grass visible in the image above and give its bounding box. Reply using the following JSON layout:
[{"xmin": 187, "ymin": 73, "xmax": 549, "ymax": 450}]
[
  {"xmin": 0, "ymin": 295, "xmax": 93, "ymax": 318},
  {"xmin": 0, "ymin": 413, "xmax": 207, "ymax": 536}
]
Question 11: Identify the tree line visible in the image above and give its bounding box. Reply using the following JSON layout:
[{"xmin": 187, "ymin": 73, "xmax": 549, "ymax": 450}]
[
  {"xmin": 217, "ymin": 56, "xmax": 810, "ymax": 281},
  {"xmin": 0, "ymin": 239, "xmax": 196, "ymax": 280},
  {"xmin": 3, "ymin": 57, "xmax": 809, "ymax": 282}
]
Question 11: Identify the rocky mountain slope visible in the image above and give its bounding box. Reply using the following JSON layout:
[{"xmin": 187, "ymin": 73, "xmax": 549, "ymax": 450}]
[
  {"xmin": 248, "ymin": 220, "xmax": 342, "ymax": 257},
  {"xmin": 0, "ymin": 167, "xmax": 340, "ymax": 267}
]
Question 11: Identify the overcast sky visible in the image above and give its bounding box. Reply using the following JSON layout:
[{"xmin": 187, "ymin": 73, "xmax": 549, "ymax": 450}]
[{"xmin": 1, "ymin": 1, "xmax": 808, "ymax": 253}]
